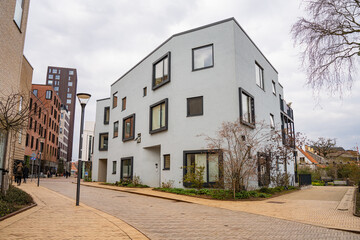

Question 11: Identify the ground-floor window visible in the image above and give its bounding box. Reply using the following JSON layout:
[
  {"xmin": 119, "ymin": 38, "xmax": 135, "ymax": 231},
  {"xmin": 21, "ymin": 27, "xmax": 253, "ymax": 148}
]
[
  {"xmin": 121, "ymin": 157, "xmax": 133, "ymax": 181},
  {"xmin": 183, "ymin": 150, "xmax": 222, "ymax": 187}
]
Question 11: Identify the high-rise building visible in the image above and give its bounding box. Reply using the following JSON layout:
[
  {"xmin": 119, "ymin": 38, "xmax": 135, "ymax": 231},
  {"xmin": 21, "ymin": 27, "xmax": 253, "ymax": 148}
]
[{"xmin": 46, "ymin": 67, "xmax": 77, "ymax": 163}]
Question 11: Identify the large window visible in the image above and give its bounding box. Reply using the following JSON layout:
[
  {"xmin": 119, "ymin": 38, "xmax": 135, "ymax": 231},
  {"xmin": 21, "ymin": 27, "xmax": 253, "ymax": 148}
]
[
  {"xmin": 192, "ymin": 44, "xmax": 214, "ymax": 71},
  {"xmin": 149, "ymin": 98, "xmax": 168, "ymax": 134},
  {"xmin": 122, "ymin": 114, "xmax": 135, "ymax": 141},
  {"xmin": 187, "ymin": 96, "xmax": 203, "ymax": 117},
  {"xmin": 270, "ymin": 114, "xmax": 275, "ymax": 129},
  {"xmin": 45, "ymin": 90, "xmax": 52, "ymax": 100},
  {"xmin": 272, "ymin": 80, "xmax": 276, "ymax": 95},
  {"xmin": 99, "ymin": 133, "xmax": 108, "ymax": 151},
  {"xmin": 183, "ymin": 150, "xmax": 222, "ymax": 187},
  {"xmin": 113, "ymin": 92, "xmax": 118, "ymax": 108},
  {"xmin": 121, "ymin": 157, "xmax": 133, "ymax": 180},
  {"xmin": 113, "ymin": 121, "xmax": 119, "ymax": 138},
  {"xmin": 14, "ymin": 0, "xmax": 24, "ymax": 29},
  {"xmin": 104, "ymin": 107, "xmax": 110, "ymax": 124},
  {"xmin": 239, "ymin": 88, "xmax": 255, "ymax": 127},
  {"xmin": 152, "ymin": 52, "xmax": 170, "ymax": 90},
  {"xmin": 255, "ymin": 62, "xmax": 264, "ymax": 90}
]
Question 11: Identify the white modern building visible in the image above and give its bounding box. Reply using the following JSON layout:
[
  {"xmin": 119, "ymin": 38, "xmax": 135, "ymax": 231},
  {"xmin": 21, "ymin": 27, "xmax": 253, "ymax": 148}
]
[
  {"xmin": 59, "ymin": 104, "xmax": 70, "ymax": 172},
  {"xmin": 92, "ymin": 18, "xmax": 295, "ymax": 188},
  {"xmin": 81, "ymin": 121, "xmax": 95, "ymax": 162}
]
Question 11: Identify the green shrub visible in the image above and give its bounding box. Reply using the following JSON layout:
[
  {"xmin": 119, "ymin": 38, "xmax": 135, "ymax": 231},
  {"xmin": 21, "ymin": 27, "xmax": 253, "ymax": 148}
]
[
  {"xmin": 258, "ymin": 193, "xmax": 271, "ymax": 198},
  {"xmin": 312, "ymin": 181, "xmax": 325, "ymax": 186},
  {"xmin": 0, "ymin": 200, "xmax": 17, "ymax": 217},
  {"xmin": 1, "ymin": 186, "xmax": 33, "ymax": 205}
]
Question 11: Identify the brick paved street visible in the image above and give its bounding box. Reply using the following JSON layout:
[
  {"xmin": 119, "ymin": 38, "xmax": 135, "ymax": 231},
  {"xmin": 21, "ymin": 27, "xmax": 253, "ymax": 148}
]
[{"xmin": 40, "ymin": 178, "xmax": 360, "ymax": 240}]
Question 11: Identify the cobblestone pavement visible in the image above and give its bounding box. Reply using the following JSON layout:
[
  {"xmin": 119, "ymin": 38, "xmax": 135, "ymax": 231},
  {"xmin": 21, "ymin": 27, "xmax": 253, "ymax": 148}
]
[{"xmin": 40, "ymin": 179, "xmax": 360, "ymax": 240}]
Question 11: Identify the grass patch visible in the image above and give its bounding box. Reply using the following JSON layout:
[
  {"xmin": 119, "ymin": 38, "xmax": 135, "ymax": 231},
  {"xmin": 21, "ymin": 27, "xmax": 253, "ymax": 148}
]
[
  {"xmin": 154, "ymin": 186, "xmax": 297, "ymax": 200},
  {"xmin": 312, "ymin": 180, "xmax": 325, "ymax": 186},
  {"xmin": 0, "ymin": 186, "xmax": 34, "ymax": 217}
]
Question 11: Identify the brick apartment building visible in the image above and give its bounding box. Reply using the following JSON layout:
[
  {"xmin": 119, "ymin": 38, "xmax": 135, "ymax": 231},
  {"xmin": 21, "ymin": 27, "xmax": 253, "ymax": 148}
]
[
  {"xmin": 0, "ymin": 0, "xmax": 31, "ymax": 191},
  {"xmin": 25, "ymin": 85, "xmax": 61, "ymax": 173},
  {"xmin": 46, "ymin": 67, "xmax": 77, "ymax": 163}
]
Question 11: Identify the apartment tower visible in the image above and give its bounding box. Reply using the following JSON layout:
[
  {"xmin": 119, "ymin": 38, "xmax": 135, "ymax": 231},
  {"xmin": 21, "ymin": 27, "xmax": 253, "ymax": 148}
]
[{"xmin": 46, "ymin": 67, "xmax": 77, "ymax": 163}]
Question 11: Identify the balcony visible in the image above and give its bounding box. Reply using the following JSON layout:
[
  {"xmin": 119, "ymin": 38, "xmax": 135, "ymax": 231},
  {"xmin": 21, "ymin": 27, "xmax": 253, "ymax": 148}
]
[{"xmin": 280, "ymin": 99, "xmax": 293, "ymax": 120}]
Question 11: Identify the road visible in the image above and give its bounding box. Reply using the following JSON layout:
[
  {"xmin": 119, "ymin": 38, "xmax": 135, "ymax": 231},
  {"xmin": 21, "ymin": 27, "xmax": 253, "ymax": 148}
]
[{"xmin": 40, "ymin": 178, "xmax": 360, "ymax": 240}]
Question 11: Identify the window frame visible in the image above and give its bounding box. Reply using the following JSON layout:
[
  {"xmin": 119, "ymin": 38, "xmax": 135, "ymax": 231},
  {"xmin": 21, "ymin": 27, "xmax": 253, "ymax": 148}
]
[
  {"xmin": 192, "ymin": 44, "xmax": 214, "ymax": 71},
  {"xmin": 112, "ymin": 161, "xmax": 117, "ymax": 174},
  {"xmin": 163, "ymin": 154, "xmax": 170, "ymax": 170},
  {"xmin": 239, "ymin": 88, "xmax": 255, "ymax": 128},
  {"xmin": 183, "ymin": 150, "xmax": 223, "ymax": 188},
  {"xmin": 120, "ymin": 157, "xmax": 134, "ymax": 181},
  {"xmin": 152, "ymin": 52, "xmax": 171, "ymax": 90},
  {"xmin": 13, "ymin": 0, "xmax": 24, "ymax": 30},
  {"xmin": 103, "ymin": 107, "xmax": 110, "ymax": 125},
  {"xmin": 122, "ymin": 97, "xmax": 126, "ymax": 111},
  {"xmin": 149, "ymin": 98, "xmax": 168, "ymax": 134},
  {"xmin": 98, "ymin": 132, "xmax": 109, "ymax": 151},
  {"xmin": 187, "ymin": 96, "xmax": 203, "ymax": 117},
  {"xmin": 255, "ymin": 62, "xmax": 264, "ymax": 90},
  {"xmin": 272, "ymin": 80, "xmax": 276, "ymax": 95},
  {"xmin": 113, "ymin": 121, "xmax": 119, "ymax": 138},
  {"xmin": 143, "ymin": 87, "xmax": 147, "ymax": 97},
  {"xmin": 122, "ymin": 114, "xmax": 135, "ymax": 142},
  {"xmin": 113, "ymin": 92, "xmax": 118, "ymax": 108},
  {"xmin": 270, "ymin": 113, "xmax": 275, "ymax": 129}
]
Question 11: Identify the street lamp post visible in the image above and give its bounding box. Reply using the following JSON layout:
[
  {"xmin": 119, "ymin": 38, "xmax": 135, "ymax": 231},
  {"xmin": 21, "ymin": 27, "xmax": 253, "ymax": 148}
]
[
  {"xmin": 76, "ymin": 93, "xmax": 91, "ymax": 206},
  {"xmin": 37, "ymin": 137, "xmax": 45, "ymax": 187}
]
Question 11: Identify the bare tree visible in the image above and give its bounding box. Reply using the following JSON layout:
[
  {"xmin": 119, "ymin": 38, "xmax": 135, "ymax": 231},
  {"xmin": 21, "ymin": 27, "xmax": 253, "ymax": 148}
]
[
  {"xmin": 291, "ymin": 0, "xmax": 360, "ymax": 94},
  {"xmin": 205, "ymin": 120, "xmax": 270, "ymax": 198},
  {"xmin": 309, "ymin": 137, "xmax": 342, "ymax": 158}
]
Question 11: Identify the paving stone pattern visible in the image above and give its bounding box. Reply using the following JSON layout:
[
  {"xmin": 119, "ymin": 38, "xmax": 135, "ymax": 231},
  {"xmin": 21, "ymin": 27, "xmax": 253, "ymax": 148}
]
[{"xmin": 41, "ymin": 180, "xmax": 360, "ymax": 240}]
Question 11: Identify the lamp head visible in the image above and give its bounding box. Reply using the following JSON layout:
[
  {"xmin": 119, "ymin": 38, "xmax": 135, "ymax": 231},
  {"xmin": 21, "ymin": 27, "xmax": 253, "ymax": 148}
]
[{"xmin": 77, "ymin": 93, "xmax": 91, "ymax": 106}]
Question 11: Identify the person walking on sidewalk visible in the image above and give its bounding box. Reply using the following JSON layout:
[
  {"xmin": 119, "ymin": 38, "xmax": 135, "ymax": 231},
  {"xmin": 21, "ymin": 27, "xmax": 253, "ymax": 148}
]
[
  {"xmin": 15, "ymin": 162, "xmax": 23, "ymax": 186},
  {"xmin": 23, "ymin": 165, "xmax": 29, "ymax": 183}
]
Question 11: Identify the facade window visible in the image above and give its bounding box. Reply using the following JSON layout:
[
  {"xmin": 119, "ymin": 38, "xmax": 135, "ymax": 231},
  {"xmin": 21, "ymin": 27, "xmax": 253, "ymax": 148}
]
[
  {"xmin": 112, "ymin": 161, "xmax": 117, "ymax": 174},
  {"xmin": 30, "ymin": 136, "xmax": 34, "ymax": 148},
  {"xmin": 122, "ymin": 114, "xmax": 135, "ymax": 141},
  {"xmin": 152, "ymin": 52, "xmax": 170, "ymax": 90},
  {"xmin": 113, "ymin": 121, "xmax": 119, "ymax": 138},
  {"xmin": 69, "ymin": 70, "xmax": 74, "ymax": 75},
  {"xmin": 239, "ymin": 88, "xmax": 255, "ymax": 126},
  {"xmin": 121, "ymin": 157, "xmax": 133, "ymax": 180},
  {"xmin": 68, "ymin": 76, "xmax": 71, "ymax": 81},
  {"xmin": 67, "ymin": 88, "xmax": 70, "ymax": 92},
  {"xmin": 143, "ymin": 87, "xmax": 147, "ymax": 97},
  {"xmin": 68, "ymin": 82, "xmax": 73, "ymax": 87},
  {"xmin": 55, "ymin": 75, "xmax": 60, "ymax": 80},
  {"xmin": 66, "ymin": 99, "xmax": 71, "ymax": 104},
  {"xmin": 14, "ymin": 0, "xmax": 24, "ymax": 29},
  {"xmin": 122, "ymin": 97, "xmax": 126, "ymax": 111},
  {"xmin": 33, "ymin": 89, "xmax": 38, "ymax": 97},
  {"xmin": 104, "ymin": 107, "xmax": 110, "ymax": 124},
  {"xmin": 67, "ymin": 93, "xmax": 72, "ymax": 98},
  {"xmin": 187, "ymin": 96, "xmax": 203, "ymax": 117},
  {"xmin": 113, "ymin": 92, "xmax": 118, "ymax": 108},
  {"xmin": 54, "ymin": 86, "xmax": 59, "ymax": 91},
  {"xmin": 272, "ymin": 81, "xmax": 276, "ymax": 95},
  {"xmin": 48, "ymin": 80, "xmax": 53, "ymax": 85},
  {"xmin": 300, "ymin": 157, "xmax": 305, "ymax": 164},
  {"xmin": 29, "ymin": 118, "xmax": 32, "ymax": 129},
  {"xmin": 99, "ymin": 133, "xmax": 108, "ymax": 151},
  {"xmin": 25, "ymin": 134, "xmax": 29, "ymax": 147},
  {"xmin": 60, "ymin": 128, "xmax": 62, "ymax": 134},
  {"xmin": 48, "ymin": 74, "xmax": 54, "ymax": 80},
  {"xmin": 183, "ymin": 150, "xmax": 221, "ymax": 187},
  {"xmin": 255, "ymin": 62, "xmax": 264, "ymax": 90},
  {"xmin": 192, "ymin": 44, "xmax": 214, "ymax": 70},
  {"xmin": 163, "ymin": 154, "xmax": 170, "ymax": 170},
  {"xmin": 149, "ymin": 98, "xmax": 168, "ymax": 134},
  {"xmin": 49, "ymin": 69, "xmax": 51, "ymax": 73},
  {"xmin": 52, "ymin": 69, "xmax": 57, "ymax": 74},
  {"xmin": 45, "ymin": 90, "xmax": 52, "ymax": 99},
  {"xmin": 270, "ymin": 114, "xmax": 275, "ymax": 129}
]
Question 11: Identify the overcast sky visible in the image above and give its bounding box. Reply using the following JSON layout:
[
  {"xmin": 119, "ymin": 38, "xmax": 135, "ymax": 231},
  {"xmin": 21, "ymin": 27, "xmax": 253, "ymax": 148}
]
[{"xmin": 23, "ymin": 0, "xmax": 360, "ymax": 160}]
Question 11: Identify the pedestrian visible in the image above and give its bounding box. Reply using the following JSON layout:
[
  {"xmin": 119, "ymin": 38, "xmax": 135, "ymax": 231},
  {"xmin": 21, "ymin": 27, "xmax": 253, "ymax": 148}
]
[
  {"xmin": 23, "ymin": 165, "xmax": 29, "ymax": 183},
  {"xmin": 15, "ymin": 162, "xmax": 23, "ymax": 186},
  {"xmin": 47, "ymin": 170, "xmax": 50, "ymax": 178},
  {"xmin": 65, "ymin": 170, "xmax": 68, "ymax": 179}
]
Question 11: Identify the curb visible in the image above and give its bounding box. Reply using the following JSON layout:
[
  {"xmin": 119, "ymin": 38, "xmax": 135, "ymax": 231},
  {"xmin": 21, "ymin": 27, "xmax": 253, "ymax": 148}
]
[
  {"xmin": 354, "ymin": 189, "xmax": 360, "ymax": 218},
  {"xmin": 0, "ymin": 203, "xmax": 37, "ymax": 222}
]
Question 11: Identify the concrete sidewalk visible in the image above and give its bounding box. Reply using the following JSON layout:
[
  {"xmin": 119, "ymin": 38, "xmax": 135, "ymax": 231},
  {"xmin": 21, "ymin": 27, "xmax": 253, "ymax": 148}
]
[
  {"xmin": 0, "ymin": 182, "xmax": 148, "ymax": 240},
  {"xmin": 80, "ymin": 182, "xmax": 360, "ymax": 233}
]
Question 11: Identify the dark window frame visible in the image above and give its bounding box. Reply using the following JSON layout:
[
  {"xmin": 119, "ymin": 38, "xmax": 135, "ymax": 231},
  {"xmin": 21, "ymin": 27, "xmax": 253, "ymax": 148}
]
[
  {"xmin": 272, "ymin": 80, "xmax": 276, "ymax": 96},
  {"xmin": 239, "ymin": 88, "xmax": 255, "ymax": 128},
  {"xmin": 122, "ymin": 97, "xmax": 126, "ymax": 111},
  {"xmin": 104, "ymin": 107, "xmax": 110, "ymax": 125},
  {"xmin": 152, "ymin": 52, "xmax": 171, "ymax": 90},
  {"xmin": 183, "ymin": 150, "xmax": 223, "ymax": 188},
  {"xmin": 163, "ymin": 154, "xmax": 170, "ymax": 170},
  {"xmin": 112, "ymin": 161, "xmax": 117, "ymax": 174},
  {"xmin": 255, "ymin": 62, "xmax": 265, "ymax": 90},
  {"xmin": 143, "ymin": 87, "xmax": 147, "ymax": 97},
  {"xmin": 187, "ymin": 96, "xmax": 203, "ymax": 117},
  {"xmin": 149, "ymin": 98, "xmax": 168, "ymax": 134},
  {"xmin": 120, "ymin": 157, "xmax": 134, "ymax": 180},
  {"xmin": 45, "ymin": 90, "xmax": 52, "ymax": 100},
  {"xmin": 270, "ymin": 113, "xmax": 275, "ymax": 129},
  {"xmin": 192, "ymin": 44, "xmax": 214, "ymax": 71},
  {"xmin": 112, "ymin": 92, "xmax": 118, "ymax": 109},
  {"xmin": 113, "ymin": 121, "xmax": 119, "ymax": 138},
  {"xmin": 98, "ymin": 132, "xmax": 108, "ymax": 151},
  {"xmin": 122, "ymin": 114, "xmax": 135, "ymax": 142}
]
